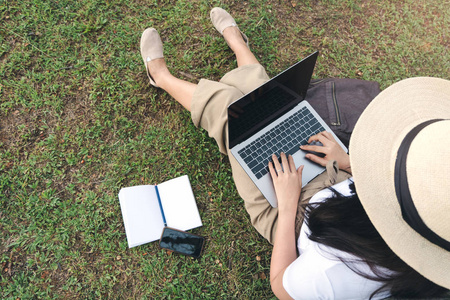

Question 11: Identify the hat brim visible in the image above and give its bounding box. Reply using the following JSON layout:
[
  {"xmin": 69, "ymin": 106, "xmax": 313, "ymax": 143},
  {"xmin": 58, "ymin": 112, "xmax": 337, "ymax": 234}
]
[{"xmin": 349, "ymin": 77, "xmax": 450, "ymax": 289}]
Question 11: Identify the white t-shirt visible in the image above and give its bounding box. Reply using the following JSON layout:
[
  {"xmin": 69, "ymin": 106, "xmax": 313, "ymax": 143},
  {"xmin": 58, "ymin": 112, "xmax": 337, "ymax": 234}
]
[{"xmin": 282, "ymin": 179, "xmax": 391, "ymax": 300}]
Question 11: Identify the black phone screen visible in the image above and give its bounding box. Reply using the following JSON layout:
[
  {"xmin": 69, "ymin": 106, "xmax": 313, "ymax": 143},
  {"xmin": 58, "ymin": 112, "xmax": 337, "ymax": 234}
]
[{"xmin": 159, "ymin": 227, "xmax": 204, "ymax": 258}]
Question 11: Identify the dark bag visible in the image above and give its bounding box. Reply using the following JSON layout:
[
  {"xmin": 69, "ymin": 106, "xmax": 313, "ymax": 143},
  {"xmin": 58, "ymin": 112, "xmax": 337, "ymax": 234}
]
[{"xmin": 305, "ymin": 78, "xmax": 381, "ymax": 147}]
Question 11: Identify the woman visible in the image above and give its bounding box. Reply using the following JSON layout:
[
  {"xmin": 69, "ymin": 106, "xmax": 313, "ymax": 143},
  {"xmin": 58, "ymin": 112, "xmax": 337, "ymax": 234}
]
[{"xmin": 140, "ymin": 7, "xmax": 450, "ymax": 299}]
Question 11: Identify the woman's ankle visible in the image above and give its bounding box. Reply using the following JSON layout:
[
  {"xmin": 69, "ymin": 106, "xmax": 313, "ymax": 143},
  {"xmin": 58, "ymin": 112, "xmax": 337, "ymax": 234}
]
[
  {"xmin": 222, "ymin": 26, "xmax": 247, "ymax": 50},
  {"xmin": 147, "ymin": 58, "xmax": 170, "ymax": 85}
]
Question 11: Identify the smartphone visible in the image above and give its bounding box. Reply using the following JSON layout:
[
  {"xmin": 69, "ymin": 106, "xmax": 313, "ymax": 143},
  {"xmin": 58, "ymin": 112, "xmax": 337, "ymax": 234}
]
[{"xmin": 159, "ymin": 227, "xmax": 205, "ymax": 258}]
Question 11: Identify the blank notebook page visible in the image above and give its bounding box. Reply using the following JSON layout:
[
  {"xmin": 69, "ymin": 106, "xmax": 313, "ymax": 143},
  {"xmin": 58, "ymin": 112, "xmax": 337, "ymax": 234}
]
[
  {"xmin": 157, "ymin": 175, "xmax": 202, "ymax": 231},
  {"xmin": 118, "ymin": 185, "xmax": 164, "ymax": 248}
]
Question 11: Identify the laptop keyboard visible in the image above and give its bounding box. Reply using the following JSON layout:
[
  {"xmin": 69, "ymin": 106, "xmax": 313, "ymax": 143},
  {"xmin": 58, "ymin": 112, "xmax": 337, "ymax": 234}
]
[{"xmin": 238, "ymin": 106, "xmax": 325, "ymax": 179}]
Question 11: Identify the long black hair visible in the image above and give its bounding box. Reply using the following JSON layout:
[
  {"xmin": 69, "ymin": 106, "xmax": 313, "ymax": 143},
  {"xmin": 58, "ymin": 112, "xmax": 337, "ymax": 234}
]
[{"xmin": 303, "ymin": 181, "xmax": 448, "ymax": 298}]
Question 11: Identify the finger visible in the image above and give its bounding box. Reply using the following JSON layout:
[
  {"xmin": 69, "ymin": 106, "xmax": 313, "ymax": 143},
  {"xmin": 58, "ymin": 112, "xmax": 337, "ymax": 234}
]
[
  {"xmin": 313, "ymin": 132, "xmax": 333, "ymax": 147},
  {"xmin": 288, "ymin": 154, "xmax": 296, "ymax": 173},
  {"xmin": 272, "ymin": 153, "xmax": 282, "ymax": 171},
  {"xmin": 305, "ymin": 153, "xmax": 328, "ymax": 167},
  {"xmin": 297, "ymin": 165, "xmax": 304, "ymax": 184},
  {"xmin": 280, "ymin": 152, "xmax": 289, "ymax": 172},
  {"xmin": 324, "ymin": 131, "xmax": 338, "ymax": 140},
  {"xmin": 307, "ymin": 133, "xmax": 320, "ymax": 143},
  {"xmin": 300, "ymin": 144, "xmax": 325, "ymax": 153},
  {"xmin": 322, "ymin": 131, "xmax": 334, "ymax": 140},
  {"xmin": 268, "ymin": 160, "xmax": 277, "ymax": 178},
  {"xmin": 307, "ymin": 131, "xmax": 327, "ymax": 143}
]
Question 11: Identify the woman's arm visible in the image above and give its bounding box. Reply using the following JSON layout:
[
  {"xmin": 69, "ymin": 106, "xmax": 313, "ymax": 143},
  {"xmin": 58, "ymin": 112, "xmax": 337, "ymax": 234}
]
[
  {"xmin": 268, "ymin": 153, "xmax": 303, "ymax": 300},
  {"xmin": 300, "ymin": 131, "xmax": 352, "ymax": 174}
]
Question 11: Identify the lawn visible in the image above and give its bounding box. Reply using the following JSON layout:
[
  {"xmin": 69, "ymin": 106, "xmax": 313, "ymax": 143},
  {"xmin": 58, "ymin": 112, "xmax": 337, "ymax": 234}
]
[{"xmin": 1, "ymin": 0, "xmax": 448, "ymax": 298}]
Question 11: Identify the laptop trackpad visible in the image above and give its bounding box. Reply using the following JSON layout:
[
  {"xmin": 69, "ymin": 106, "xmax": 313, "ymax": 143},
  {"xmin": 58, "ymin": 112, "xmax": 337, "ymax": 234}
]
[{"xmin": 292, "ymin": 151, "xmax": 325, "ymax": 187}]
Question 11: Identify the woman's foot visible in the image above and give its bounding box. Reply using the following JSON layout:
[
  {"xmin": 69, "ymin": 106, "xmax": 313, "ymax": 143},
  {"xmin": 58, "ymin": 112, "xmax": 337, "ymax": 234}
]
[
  {"xmin": 139, "ymin": 28, "xmax": 196, "ymax": 110},
  {"xmin": 210, "ymin": 7, "xmax": 258, "ymax": 67},
  {"xmin": 140, "ymin": 28, "xmax": 170, "ymax": 87},
  {"xmin": 210, "ymin": 7, "xmax": 249, "ymax": 49}
]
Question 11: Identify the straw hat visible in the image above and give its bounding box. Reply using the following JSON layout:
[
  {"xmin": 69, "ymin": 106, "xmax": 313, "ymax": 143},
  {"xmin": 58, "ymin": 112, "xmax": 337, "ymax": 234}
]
[{"xmin": 349, "ymin": 77, "xmax": 450, "ymax": 289}]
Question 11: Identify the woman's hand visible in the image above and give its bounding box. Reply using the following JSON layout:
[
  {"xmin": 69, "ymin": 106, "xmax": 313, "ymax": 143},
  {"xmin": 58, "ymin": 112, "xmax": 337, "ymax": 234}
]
[
  {"xmin": 268, "ymin": 152, "xmax": 304, "ymax": 214},
  {"xmin": 269, "ymin": 152, "xmax": 301, "ymax": 300},
  {"xmin": 300, "ymin": 131, "xmax": 352, "ymax": 174}
]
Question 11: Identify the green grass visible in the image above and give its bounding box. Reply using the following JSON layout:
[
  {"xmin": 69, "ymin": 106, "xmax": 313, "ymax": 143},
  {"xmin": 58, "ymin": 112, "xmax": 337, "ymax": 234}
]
[{"xmin": 1, "ymin": 0, "xmax": 449, "ymax": 298}]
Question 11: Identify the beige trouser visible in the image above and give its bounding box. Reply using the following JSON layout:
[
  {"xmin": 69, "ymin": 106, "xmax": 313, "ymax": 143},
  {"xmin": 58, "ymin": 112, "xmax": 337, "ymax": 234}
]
[{"xmin": 191, "ymin": 64, "xmax": 351, "ymax": 244}]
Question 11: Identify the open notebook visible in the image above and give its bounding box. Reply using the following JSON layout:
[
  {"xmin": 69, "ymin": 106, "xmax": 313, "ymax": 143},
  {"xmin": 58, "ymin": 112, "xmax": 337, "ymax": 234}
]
[{"xmin": 118, "ymin": 175, "xmax": 202, "ymax": 248}]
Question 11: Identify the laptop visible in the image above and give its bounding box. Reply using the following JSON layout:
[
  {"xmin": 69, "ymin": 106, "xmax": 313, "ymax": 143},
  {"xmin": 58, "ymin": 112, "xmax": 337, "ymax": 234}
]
[{"xmin": 228, "ymin": 51, "xmax": 347, "ymax": 207}]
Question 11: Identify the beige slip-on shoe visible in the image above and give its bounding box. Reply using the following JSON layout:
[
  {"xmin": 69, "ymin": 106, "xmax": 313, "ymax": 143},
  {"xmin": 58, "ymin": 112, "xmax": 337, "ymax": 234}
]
[
  {"xmin": 210, "ymin": 7, "xmax": 249, "ymax": 48},
  {"xmin": 140, "ymin": 28, "xmax": 163, "ymax": 87}
]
